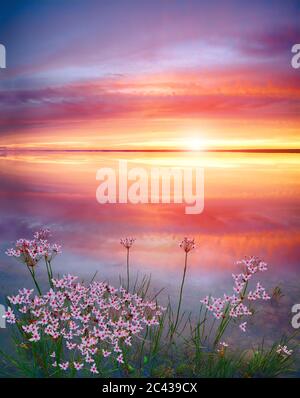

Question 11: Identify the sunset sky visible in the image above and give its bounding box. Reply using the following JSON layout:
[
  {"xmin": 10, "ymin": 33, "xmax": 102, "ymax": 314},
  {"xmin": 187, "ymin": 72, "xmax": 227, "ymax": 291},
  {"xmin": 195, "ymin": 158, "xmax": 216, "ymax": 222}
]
[{"xmin": 0, "ymin": 0, "xmax": 299, "ymax": 150}]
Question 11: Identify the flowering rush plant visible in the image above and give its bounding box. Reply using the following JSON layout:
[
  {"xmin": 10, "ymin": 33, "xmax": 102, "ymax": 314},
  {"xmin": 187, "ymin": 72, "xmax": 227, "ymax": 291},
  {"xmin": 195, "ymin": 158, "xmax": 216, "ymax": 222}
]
[
  {"xmin": 5, "ymin": 228, "xmax": 61, "ymax": 294},
  {"xmin": 5, "ymin": 275, "xmax": 163, "ymax": 375},
  {"xmin": 3, "ymin": 229, "xmax": 164, "ymax": 376},
  {"xmin": 6, "ymin": 228, "xmax": 61, "ymax": 266},
  {"xmin": 200, "ymin": 256, "xmax": 272, "ymax": 346}
]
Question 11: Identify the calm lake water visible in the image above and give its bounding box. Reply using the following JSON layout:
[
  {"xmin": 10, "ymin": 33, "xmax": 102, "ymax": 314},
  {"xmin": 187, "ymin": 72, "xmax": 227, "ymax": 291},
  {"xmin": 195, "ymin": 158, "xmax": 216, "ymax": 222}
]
[{"xmin": 0, "ymin": 150, "xmax": 300, "ymax": 362}]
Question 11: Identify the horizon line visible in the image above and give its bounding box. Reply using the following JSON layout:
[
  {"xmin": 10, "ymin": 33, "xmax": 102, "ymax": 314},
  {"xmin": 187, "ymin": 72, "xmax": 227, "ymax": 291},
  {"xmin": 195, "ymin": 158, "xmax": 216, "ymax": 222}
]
[{"xmin": 1, "ymin": 148, "xmax": 300, "ymax": 154}]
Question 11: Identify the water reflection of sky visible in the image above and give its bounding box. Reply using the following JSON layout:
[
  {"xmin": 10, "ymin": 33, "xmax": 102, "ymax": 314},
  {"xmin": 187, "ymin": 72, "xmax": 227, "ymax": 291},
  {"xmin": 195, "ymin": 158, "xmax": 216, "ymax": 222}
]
[{"xmin": 0, "ymin": 151, "xmax": 299, "ymax": 363}]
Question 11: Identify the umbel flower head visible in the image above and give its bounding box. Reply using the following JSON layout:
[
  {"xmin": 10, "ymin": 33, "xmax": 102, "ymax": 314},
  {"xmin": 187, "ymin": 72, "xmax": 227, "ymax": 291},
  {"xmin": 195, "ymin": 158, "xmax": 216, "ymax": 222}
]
[
  {"xmin": 200, "ymin": 256, "xmax": 271, "ymax": 334},
  {"xmin": 34, "ymin": 228, "xmax": 51, "ymax": 241},
  {"xmin": 276, "ymin": 345, "xmax": 293, "ymax": 358},
  {"xmin": 6, "ymin": 239, "xmax": 46, "ymax": 267},
  {"xmin": 120, "ymin": 237, "xmax": 135, "ymax": 249},
  {"xmin": 5, "ymin": 228, "xmax": 61, "ymax": 267},
  {"xmin": 179, "ymin": 237, "xmax": 195, "ymax": 253}
]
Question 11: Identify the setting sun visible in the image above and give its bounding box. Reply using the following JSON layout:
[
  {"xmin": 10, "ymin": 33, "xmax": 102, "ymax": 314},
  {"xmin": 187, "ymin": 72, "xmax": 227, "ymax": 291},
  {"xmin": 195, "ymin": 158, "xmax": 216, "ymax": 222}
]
[{"xmin": 186, "ymin": 137, "xmax": 205, "ymax": 151}]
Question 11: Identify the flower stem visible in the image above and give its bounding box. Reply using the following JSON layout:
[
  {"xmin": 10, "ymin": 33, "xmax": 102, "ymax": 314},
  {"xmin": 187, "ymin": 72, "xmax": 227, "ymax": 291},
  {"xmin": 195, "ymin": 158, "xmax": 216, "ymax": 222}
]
[
  {"xmin": 45, "ymin": 259, "xmax": 54, "ymax": 288},
  {"xmin": 171, "ymin": 251, "xmax": 188, "ymax": 341},
  {"xmin": 27, "ymin": 266, "xmax": 42, "ymax": 296},
  {"xmin": 126, "ymin": 248, "xmax": 130, "ymax": 292},
  {"xmin": 213, "ymin": 280, "xmax": 249, "ymax": 348}
]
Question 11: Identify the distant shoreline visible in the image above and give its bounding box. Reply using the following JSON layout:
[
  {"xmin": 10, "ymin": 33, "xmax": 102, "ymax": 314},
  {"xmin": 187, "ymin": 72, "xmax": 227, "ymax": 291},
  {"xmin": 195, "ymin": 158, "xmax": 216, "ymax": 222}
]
[{"xmin": 1, "ymin": 148, "xmax": 300, "ymax": 154}]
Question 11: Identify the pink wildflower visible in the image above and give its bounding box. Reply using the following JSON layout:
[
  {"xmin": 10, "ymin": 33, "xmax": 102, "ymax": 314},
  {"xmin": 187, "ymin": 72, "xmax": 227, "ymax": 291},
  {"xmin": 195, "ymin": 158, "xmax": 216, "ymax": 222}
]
[
  {"xmin": 276, "ymin": 345, "xmax": 293, "ymax": 357},
  {"xmin": 90, "ymin": 363, "xmax": 99, "ymax": 374},
  {"xmin": 34, "ymin": 228, "xmax": 51, "ymax": 241},
  {"xmin": 102, "ymin": 350, "xmax": 111, "ymax": 358},
  {"xmin": 74, "ymin": 362, "xmax": 84, "ymax": 371},
  {"xmin": 117, "ymin": 354, "xmax": 124, "ymax": 364},
  {"xmin": 120, "ymin": 237, "xmax": 135, "ymax": 249},
  {"xmin": 220, "ymin": 341, "xmax": 229, "ymax": 347},
  {"xmin": 59, "ymin": 362, "xmax": 69, "ymax": 371},
  {"xmin": 239, "ymin": 322, "xmax": 247, "ymax": 332},
  {"xmin": 5, "ymin": 228, "xmax": 61, "ymax": 268},
  {"xmin": 179, "ymin": 237, "xmax": 195, "ymax": 253},
  {"xmin": 3, "ymin": 307, "xmax": 16, "ymax": 324}
]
